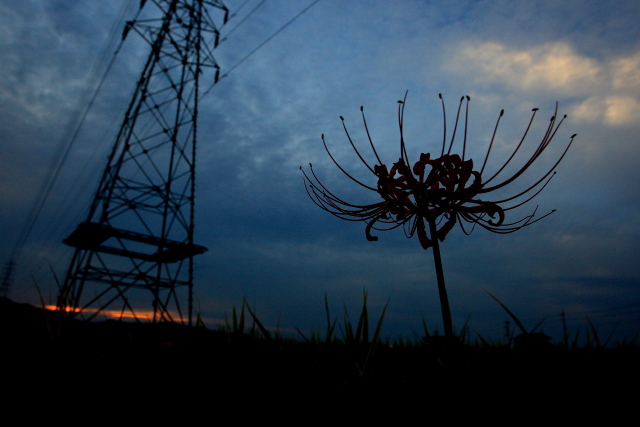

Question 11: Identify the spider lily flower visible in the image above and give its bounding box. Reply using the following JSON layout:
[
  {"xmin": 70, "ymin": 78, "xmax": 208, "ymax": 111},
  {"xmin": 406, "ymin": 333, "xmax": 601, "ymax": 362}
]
[
  {"xmin": 301, "ymin": 93, "xmax": 576, "ymax": 250},
  {"xmin": 301, "ymin": 93, "xmax": 575, "ymax": 339}
]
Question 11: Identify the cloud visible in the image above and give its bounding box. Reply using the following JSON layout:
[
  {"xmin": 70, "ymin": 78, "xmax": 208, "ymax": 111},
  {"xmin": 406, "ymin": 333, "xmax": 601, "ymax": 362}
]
[
  {"xmin": 612, "ymin": 52, "xmax": 640, "ymax": 90},
  {"xmin": 573, "ymin": 96, "xmax": 640, "ymax": 125},
  {"xmin": 446, "ymin": 41, "xmax": 640, "ymax": 125},
  {"xmin": 572, "ymin": 51, "xmax": 640, "ymax": 125},
  {"xmin": 448, "ymin": 41, "xmax": 601, "ymax": 93}
]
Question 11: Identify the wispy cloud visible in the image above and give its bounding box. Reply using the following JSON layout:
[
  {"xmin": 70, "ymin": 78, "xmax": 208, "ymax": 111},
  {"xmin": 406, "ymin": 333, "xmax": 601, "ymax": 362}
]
[
  {"xmin": 449, "ymin": 42, "xmax": 600, "ymax": 92},
  {"xmin": 447, "ymin": 40, "xmax": 640, "ymax": 125}
]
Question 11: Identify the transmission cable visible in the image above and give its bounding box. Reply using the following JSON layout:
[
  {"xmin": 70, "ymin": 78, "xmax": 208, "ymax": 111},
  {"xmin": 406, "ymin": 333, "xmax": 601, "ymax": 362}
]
[
  {"xmin": 222, "ymin": 0, "xmax": 266, "ymax": 39},
  {"xmin": 7, "ymin": 3, "xmax": 140, "ymax": 288},
  {"xmin": 201, "ymin": 0, "xmax": 323, "ymax": 99}
]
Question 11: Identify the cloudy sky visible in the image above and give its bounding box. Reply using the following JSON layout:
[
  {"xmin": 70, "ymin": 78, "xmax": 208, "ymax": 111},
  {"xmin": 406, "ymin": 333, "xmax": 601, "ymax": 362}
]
[{"xmin": 2, "ymin": 0, "xmax": 639, "ymax": 343}]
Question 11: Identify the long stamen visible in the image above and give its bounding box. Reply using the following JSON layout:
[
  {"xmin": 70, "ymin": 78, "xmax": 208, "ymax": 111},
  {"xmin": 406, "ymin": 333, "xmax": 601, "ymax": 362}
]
[
  {"xmin": 398, "ymin": 91, "xmax": 410, "ymax": 165},
  {"xmin": 483, "ymin": 107, "xmax": 539, "ymax": 187},
  {"xmin": 496, "ymin": 172, "xmax": 556, "ymax": 209},
  {"xmin": 360, "ymin": 106, "xmax": 383, "ymax": 166},
  {"xmin": 482, "ymin": 113, "xmax": 574, "ymax": 194},
  {"xmin": 439, "ymin": 93, "xmax": 446, "ymax": 156},
  {"xmin": 480, "ymin": 109, "xmax": 503, "ymax": 176},
  {"xmin": 340, "ymin": 117, "xmax": 376, "ymax": 175},
  {"xmin": 462, "ymin": 95, "xmax": 470, "ymax": 162},
  {"xmin": 447, "ymin": 96, "xmax": 465, "ymax": 155},
  {"xmin": 321, "ymin": 135, "xmax": 377, "ymax": 191}
]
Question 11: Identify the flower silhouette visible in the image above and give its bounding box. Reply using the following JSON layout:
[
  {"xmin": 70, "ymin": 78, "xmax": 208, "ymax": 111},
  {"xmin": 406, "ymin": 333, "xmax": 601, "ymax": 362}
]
[
  {"xmin": 302, "ymin": 93, "xmax": 575, "ymax": 250},
  {"xmin": 301, "ymin": 93, "xmax": 575, "ymax": 338}
]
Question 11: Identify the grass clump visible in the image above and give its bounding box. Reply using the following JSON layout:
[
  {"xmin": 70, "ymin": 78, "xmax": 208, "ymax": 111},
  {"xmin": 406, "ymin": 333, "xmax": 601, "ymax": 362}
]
[{"xmin": 3, "ymin": 292, "xmax": 639, "ymax": 402}]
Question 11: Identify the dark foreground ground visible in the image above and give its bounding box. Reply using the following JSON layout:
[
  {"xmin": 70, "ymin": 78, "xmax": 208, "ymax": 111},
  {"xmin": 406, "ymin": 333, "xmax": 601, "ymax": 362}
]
[{"xmin": 2, "ymin": 297, "xmax": 638, "ymax": 416}]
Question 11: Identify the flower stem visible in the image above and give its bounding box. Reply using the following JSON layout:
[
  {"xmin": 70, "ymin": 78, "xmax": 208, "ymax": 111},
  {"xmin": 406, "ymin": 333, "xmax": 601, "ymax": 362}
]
[{"xmin": 427, "ymin": 217, "xmax": 454, "ymax": 338}]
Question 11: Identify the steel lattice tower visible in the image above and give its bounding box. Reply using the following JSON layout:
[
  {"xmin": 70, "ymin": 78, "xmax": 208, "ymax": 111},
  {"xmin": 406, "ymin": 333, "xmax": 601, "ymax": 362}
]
[{"xmin": 61, "ymin": 0, "xmax": 228, "ymax": 324}]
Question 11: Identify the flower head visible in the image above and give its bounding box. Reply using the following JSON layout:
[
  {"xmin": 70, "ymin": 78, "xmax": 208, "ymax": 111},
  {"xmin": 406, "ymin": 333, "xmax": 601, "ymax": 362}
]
[{"xmin": 301, "ymin": 93, "xmax": 576, "ymax": 250}]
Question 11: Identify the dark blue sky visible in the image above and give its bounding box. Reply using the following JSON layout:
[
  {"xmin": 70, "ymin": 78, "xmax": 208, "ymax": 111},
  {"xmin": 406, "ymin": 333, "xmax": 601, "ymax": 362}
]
[{"xmin": 1, "ymin": 0, "xmax": 640, "ymax": 342}]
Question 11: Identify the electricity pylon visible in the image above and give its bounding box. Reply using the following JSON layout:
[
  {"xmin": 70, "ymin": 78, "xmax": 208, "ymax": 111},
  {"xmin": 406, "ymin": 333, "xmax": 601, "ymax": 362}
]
[{"xmin": 61, "ymin": 0, "xmax": 228, "ymax": 325}]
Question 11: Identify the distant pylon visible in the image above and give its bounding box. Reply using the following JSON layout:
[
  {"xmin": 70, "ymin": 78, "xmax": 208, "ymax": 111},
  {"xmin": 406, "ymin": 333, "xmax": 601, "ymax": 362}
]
[{"xmin": 61, "ymin": 0, "xmax": 229, "ymax": 325}]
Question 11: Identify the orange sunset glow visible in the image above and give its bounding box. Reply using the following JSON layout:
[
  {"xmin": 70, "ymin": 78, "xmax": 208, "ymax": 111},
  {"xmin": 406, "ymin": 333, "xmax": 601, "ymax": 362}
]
[{"xmin": 43, "ymin": 305, "xmax": 186, "ymax": 323}]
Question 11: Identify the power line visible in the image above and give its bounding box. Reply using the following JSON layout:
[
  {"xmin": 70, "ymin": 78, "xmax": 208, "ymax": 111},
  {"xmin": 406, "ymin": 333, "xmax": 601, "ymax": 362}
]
[
  {"xmin": 3, "ymin": 3, "xmax": 143, "ymax": 300},
  {"xmin": 222, "ymin": 0, "xmax": 267, "ymax": 39},
  {"xmin": 202, "ymin": 0, "xmax": 323, "ymax": 98},
  {"xmin": 224, "ymin": 0, "xmax": 322, "ymax": 76},
  {"xmin": 9, "ymin": 4, "xmax": 140, "ymax": 261}
]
